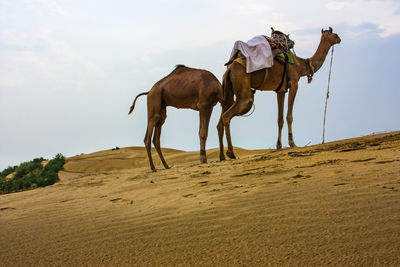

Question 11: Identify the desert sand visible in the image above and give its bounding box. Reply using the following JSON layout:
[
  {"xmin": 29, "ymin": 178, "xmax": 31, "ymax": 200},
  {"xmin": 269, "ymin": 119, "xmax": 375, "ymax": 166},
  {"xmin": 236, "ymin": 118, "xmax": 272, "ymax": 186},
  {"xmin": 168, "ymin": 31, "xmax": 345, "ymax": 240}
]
[{"xmin": 1, "ymin": 131, "xmax": 399, "ymax": 266}]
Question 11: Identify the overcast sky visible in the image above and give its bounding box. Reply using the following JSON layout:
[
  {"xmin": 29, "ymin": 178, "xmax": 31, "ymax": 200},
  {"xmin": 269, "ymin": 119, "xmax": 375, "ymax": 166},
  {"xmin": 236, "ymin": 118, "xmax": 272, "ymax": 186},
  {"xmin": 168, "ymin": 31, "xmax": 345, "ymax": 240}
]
[{"xmin": 1, "ymin": 0, "xmax": 400, "ymax": 169}]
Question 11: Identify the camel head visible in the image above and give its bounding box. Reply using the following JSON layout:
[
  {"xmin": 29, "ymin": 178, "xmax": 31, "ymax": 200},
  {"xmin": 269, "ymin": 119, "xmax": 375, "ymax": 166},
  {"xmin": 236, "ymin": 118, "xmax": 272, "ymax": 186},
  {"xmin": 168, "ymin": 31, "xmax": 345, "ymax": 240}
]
[{"xmin": 321, "ymin": 27, "xmax": 341, "ymax": 46}]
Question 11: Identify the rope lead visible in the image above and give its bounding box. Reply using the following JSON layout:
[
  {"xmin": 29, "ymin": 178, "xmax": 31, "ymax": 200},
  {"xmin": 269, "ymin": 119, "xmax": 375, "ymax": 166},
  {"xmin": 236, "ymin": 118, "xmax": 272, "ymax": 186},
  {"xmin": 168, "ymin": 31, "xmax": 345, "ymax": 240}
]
[{"xmin": 322, "ymin": 45, "xmax": 335, "ymax": 144}]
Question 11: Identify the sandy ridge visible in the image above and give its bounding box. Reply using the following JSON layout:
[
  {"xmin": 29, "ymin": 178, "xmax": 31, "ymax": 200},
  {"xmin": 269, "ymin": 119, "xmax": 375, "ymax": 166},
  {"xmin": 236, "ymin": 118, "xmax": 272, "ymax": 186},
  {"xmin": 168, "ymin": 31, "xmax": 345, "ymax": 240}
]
[{"xmin": 0, "ymin": 131, "xmax": 399, "ymax": 266}]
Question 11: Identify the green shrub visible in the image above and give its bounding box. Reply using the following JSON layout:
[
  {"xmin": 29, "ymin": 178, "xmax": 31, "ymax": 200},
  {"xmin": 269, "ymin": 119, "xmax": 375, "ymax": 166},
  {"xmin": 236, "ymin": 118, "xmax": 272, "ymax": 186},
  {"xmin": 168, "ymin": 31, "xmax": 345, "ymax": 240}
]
[
  {"xmin": 43, "ymin": 154, "xmax": 65, "ymax": 175},
  {"xmin": 0, "ymin": 165, "xmax": 17, "ymax": 178},
  {"xmin": 0, "ymin": 154, "xmax": 65, "ymax": 194},
  {"xmin": 0, "ymin": 177, "xmax": 6, "ymax": 190},
  {"xmin": 13, "ymin": 159, "xmax": 43, "ymax": 179}
]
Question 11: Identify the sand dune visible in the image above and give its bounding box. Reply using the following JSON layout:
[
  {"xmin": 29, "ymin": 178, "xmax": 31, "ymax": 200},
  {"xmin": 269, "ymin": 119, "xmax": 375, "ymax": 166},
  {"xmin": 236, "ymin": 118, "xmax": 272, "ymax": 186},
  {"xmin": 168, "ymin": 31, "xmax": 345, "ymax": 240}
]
[
  {"xmin": 1, "ymin": 131, "xmax": 399, "ymax": 266},
  {"xmin": 63, "ymin": 146, "xmax": 263, "ymax": 173}
]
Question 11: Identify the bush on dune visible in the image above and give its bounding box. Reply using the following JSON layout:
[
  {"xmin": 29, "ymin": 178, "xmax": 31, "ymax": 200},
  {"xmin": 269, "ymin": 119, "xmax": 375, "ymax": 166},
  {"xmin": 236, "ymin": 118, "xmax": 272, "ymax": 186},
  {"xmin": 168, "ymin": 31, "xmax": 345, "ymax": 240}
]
[
  {"xmin": 13, "ymin": 158, "xmax": 44, "ymax": 179},
  {"xmin": 0, "ymin": 154, "xmax": 65, "ymax": 194},
  {"xmin": 0, "ymin": 165, "xmax": 18, "ymax": 178}
]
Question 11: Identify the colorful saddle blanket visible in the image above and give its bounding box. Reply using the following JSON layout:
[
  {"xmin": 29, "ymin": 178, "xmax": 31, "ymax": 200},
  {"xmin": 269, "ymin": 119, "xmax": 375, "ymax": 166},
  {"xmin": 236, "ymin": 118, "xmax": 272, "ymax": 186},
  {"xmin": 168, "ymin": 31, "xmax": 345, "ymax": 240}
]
[{"xmin": 268, "ymin": 30, "xmax": 295, "ymax": 52}]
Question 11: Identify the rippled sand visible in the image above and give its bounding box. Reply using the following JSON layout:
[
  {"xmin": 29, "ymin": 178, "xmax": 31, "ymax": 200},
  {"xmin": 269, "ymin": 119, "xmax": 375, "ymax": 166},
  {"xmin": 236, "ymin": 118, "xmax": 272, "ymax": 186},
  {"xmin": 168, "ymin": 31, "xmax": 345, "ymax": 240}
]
[{"xmin": 1, "ymin": 131, "xmax": 399, "ymax": 266}]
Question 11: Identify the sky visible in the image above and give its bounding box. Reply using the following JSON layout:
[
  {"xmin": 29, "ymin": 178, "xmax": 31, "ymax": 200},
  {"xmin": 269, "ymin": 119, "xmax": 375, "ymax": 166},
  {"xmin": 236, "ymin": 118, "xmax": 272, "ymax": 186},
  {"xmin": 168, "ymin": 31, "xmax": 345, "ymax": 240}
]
[{"xmin": 1, "ymin": 0, "xmax": 400, "ymax": 169}]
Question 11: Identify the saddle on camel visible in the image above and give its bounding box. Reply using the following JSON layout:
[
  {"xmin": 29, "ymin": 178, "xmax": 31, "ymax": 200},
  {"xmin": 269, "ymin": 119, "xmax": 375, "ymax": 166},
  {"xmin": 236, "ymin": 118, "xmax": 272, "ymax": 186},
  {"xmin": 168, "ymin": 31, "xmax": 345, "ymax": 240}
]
[
  {"xmin": 225, "ymin": 27, "xmax": 295, "ymax": 93},
  {"xmin": 217, "ymin": 27, "xmax": 341, "ymax": 161}
]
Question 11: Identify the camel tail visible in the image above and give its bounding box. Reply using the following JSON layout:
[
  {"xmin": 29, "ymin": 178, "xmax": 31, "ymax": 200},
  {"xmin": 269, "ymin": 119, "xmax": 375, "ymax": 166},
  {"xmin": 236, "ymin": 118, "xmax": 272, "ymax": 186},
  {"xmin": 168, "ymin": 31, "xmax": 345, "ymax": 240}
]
[
  {"xmin": 128, "ymin": 91, "xmax": 149, "ymax": 115},
  {"xmin": 221, "ymin": 69, "xmax": 234, "ymax": 111}
]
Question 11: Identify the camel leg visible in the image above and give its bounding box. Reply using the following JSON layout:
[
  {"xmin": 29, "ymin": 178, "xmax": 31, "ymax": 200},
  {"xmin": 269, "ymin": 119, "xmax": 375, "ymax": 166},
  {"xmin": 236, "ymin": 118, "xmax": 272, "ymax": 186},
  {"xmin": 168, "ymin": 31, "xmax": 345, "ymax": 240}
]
[
  {"xmin": 217, "ymin": 101, "xmax": 233, "ymax": 161},
  {"xmin": 199, "ymin": 107, "xmax": 213, "ymax": 164},
  {"xmin": 153, "ymin": 107, "xmax": 170, "ymax": 169},
  {"xmin": 287, "ymin": 83, "xmax": 299, "ymax": 147},
  {"xmin": 223, "ymin": 115, "xmax": 235, "ymax": 159},
  {"xmin": 144, "ymin": 117, "xmax": 158, "ymax": 172},
  {"xmin": 217, "ymin": 117, "xmax": 225, "ymax": 161},
  {"xmin": 144, "ymin": 92, "xmax": 163, "ymax": 172},
  {"xmin": 276, "ymin": 92, "xmax": 286, "ymax": 150},
  {"xmin": 221, "ymin": 65, "xmax": 253, "ymax": 159},
  {"xmin": 222, "ymin": 96, "xmax": 254, "ymax": 159}
]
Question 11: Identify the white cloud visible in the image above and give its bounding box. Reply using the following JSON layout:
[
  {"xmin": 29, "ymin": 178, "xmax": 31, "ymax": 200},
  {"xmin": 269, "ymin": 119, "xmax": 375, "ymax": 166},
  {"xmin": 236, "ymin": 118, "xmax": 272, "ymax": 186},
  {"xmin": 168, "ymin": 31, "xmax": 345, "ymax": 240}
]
[
  {"xmin": 326, "ymin": 1, "xmax": 347, "ymax": 10},
  {"xmin": 25, "ymin": 0, "xmax": 68, "ymax": 16},
  {"xmin": 0, "ymin": 28, "xmax": 112, "ymax": 91},
  {"xmin": 323, "ymin": 0, "xmax": 400, "ymax": 37},
  {"xmin": 236, "ymin": 3, "xmax": 268, "ymax": 15},
  {"xmin": 230, "ymin": 0, "xmax": 400, "ymax": 41}
]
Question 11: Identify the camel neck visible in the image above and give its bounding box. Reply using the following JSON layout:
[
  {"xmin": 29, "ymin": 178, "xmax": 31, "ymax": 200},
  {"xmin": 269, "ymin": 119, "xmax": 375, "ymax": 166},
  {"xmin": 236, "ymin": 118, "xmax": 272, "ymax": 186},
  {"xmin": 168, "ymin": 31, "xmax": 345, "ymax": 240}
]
[
  {"xmin": 309, "ymin": 37, "xmax": 332, "ymax": 73},
  {"xmin": 296, "ymin": 36, "xmax": 332, "ymax": 78}
]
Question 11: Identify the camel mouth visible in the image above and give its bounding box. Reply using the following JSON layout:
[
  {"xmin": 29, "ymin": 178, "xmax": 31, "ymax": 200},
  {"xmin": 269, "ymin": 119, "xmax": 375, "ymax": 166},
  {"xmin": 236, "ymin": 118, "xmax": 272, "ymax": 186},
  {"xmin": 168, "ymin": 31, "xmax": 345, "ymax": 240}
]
[{"xmin": 335, "ymin": 34, "xmax": 341, "ymax": 44}]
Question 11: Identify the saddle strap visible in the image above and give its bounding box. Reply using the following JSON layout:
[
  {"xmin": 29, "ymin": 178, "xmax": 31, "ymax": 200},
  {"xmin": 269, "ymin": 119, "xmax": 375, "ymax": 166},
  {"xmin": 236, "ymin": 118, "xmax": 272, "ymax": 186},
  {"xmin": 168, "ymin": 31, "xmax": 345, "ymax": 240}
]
[{"xmin": 274, "ymin": 52, "xmax": 289, "ymax": 92}]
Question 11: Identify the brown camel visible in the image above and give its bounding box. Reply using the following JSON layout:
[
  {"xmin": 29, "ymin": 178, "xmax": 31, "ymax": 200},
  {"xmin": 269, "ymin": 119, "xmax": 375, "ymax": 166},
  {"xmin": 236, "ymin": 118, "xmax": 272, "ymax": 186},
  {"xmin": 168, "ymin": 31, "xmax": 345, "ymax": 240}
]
[
  {"xmin": 129, "ymin": 65, "xmax": 223, "ymax": 172},
  {"xmin": 218, "ymin": 27, "xmax": 341, "ymax": 160}
]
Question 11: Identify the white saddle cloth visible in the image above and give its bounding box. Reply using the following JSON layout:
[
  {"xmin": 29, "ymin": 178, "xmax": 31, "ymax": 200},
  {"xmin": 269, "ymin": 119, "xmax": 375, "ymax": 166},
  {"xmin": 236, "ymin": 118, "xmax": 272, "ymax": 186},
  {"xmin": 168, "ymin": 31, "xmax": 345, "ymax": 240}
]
[{"xmin": 228, "ymin": 35, "xmax": 273, "ymax": 73}]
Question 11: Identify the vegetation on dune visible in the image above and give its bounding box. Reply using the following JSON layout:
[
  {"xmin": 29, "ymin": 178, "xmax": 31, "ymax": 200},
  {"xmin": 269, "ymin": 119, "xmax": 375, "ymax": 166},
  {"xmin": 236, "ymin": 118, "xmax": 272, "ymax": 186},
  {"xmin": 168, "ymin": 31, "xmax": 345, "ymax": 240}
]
[{"xmin": 0, "ymin": 154, "xmax": 65, "ymax": 194}]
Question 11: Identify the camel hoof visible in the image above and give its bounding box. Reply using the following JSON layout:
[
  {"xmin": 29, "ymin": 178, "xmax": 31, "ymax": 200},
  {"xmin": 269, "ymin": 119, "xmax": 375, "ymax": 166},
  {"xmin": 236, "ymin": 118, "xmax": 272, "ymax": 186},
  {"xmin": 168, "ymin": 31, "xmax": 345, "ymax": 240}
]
[
  {"xmin": 219, "ymin": 155, "xmax": 226, "ymax": 161},
  {"xmin": 276, "ymin": 142, "xmax": 282, "ymax": 150},
  {"xmin": 226, "ymin": 151, "xmax": 236, "ymax": 159},
  {"xmin": 151, "ymin": 168, "xmax": 157, "ymax": 172},
  {"xmin": 200, "ymin": 156, "xmax": 207, "ymax": 164}
]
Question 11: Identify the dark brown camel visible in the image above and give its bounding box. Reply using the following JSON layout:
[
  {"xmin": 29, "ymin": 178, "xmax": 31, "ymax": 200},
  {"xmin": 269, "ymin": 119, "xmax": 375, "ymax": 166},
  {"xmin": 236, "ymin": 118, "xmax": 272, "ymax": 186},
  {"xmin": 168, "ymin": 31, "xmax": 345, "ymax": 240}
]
[
  {"xmin": 129, "ymin": 65, "xmax": 223, "ymax": 172},
  {"xmin": 218, "ymin": 27, "xmax": 341, "ymax": 160}
]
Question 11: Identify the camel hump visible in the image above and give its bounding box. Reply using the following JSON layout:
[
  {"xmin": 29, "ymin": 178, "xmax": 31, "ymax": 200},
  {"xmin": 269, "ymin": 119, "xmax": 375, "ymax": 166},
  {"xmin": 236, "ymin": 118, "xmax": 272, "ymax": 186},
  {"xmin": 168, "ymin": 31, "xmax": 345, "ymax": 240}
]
[{"xmin": 174, "ymin": 64, "xmax": 187, "ymax": 69}]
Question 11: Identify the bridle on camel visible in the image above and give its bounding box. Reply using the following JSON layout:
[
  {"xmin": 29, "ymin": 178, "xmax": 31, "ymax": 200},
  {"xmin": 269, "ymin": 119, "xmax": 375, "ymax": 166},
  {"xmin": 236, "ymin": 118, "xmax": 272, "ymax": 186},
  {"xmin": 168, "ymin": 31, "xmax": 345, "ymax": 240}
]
[
  {"xmin": 322, "ymin": 45, "xmax": 335, "ymax": 144},
  {"xmin": 292, "ymin": 47, "xmax": 314, "ymax": 84}
]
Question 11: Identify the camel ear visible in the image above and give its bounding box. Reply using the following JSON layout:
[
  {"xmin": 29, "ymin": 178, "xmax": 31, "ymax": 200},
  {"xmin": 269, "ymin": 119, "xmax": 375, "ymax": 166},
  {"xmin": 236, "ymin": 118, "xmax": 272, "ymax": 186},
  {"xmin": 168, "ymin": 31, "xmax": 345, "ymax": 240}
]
[
  {"xmin": 271, "ymin": 27, "xmax": 275, "ymax": 33},
  {"xmin": 321, "ymin": 28, "xmax": 324, "ymax": 34},
  {"xmin": 329, "ymin": 27, "xmax": 333, "ymax": 33}
]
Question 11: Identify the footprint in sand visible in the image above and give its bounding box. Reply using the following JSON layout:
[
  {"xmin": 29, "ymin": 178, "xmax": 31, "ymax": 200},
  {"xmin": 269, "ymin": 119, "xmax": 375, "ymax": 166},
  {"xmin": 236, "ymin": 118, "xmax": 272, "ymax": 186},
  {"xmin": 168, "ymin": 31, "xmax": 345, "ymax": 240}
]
[
  {"xmin": 109, "ymin": 198, "xmax": 133, "ymax": 204},
  {"xmin": 375, "ymin": 160, "xmax": 397, "ymax": 164},
  {"xmin": 0, "ymin": 207, "xmax": 16, "ymax": 211},
  {"xmin": 334, "ymin": 183, "xmax": 348, "ymax": 186},
  {"xmin": 292, "ymin": 173, "xmax": 312, "ymax": 179},
  {"xmin": 198, "ymin": 181, "xmax": 209, "ymax": 186}
]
